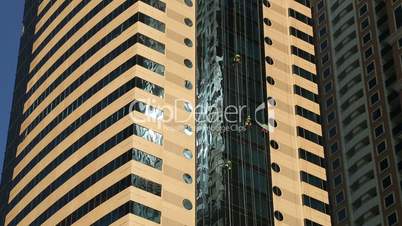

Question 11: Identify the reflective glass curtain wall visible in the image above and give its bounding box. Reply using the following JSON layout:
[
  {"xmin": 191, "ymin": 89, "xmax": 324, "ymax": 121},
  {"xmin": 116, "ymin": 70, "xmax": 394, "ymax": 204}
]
[{"xmin": 196, "ymin": 0, "xmax": 274, "ymax": 225}]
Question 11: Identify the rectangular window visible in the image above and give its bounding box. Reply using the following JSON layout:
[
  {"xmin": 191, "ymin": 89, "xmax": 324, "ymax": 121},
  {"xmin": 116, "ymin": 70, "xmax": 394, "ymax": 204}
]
[
  {"xmin": 296, "ymin": 105, "xmax": 321, "ymax": 123},
  {"xmin": 299, "ymin": 148, "xmax": 326, "ymax": 167},
  {"xmin": 305, "ymin": 218, "xmax": 323, "ymax": 226},
  {"xmin": 292, "ymin": 65, "xmax": 317, "ymax": 83},
  {"xmin": 290, "ymin": 27, "xmax": 315, "ymax": 44},
  {"xmin": 289, "ymin": 8, "xmax": 313, "ymax": 25},
  {"xmin": 387, "ymin": 212, "xmax": 398, "ymax": 226},
  {"xmin": 297, "ymin": 127, "xmax": 323, "ymax": 145},
  {"xmin": 335, "ymin": 191, "xmax": 344, "ymax": 204},
  {"xmin": 291, "ymin": 46, "xmax": 316, "ymax": 63},
  {"xmin": 302, "ymin": 195, "xmax": 330, "ymax": 214},
  {"xmin": 337, "ymin": 208, "xmax": 347, "ymax": 222},
  {"xmin": 385, "ymin": 193, "xmax": 395, "ymax": 208},
  {"xmin": 380, "ymin": 158, "xmax": 389, "ymax": 171},
  {"xmin": 382, "ymin": 175, "xmax": 392, "ymax": 189},
  {"xmin": 363, "ymin": 32, "xmax": 371, "ymax": 44},
  {"xmin": 294, "ymin": 85, "xmax": 319, "ymax": 103},
  {"xmin": 295, "ymin": 0, "xmax": 311, "ymax": 7},
  {"xmin": 300, "ymin": 171, "xmax": 327, "ymax": 190},
  {"xmin": 394, "ymin": 5, "xmax": 402, "ymax": 29},
  {"xmin": 360, "ymin": 4, "xmax": 368, "ymax": 16},
  {"xmin": 361, "ymin": 18, "xmax": 369, "ymax": 29}
]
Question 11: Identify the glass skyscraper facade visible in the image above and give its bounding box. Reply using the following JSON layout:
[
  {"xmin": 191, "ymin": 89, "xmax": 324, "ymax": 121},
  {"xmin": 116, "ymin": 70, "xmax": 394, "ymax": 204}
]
[{"xmin": 0, "ymin": 0, "xmax": 331, "ymax": 226}]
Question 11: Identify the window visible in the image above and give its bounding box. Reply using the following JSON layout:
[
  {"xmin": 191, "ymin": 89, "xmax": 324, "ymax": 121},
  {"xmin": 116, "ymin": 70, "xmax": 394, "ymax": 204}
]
[
  {"xmin": 387, "ymin": 212, "xmax": 398, "ymax": 226},
  {"xmin": 394, "ymin": 5, "xmax": 402, "ymax": 29},
  {"xmin": 289, "ymin": 8, "xmax": 313, "ymax": 25},
  {"xmin": 334, "ymin": 174, "xmax": 342, "ymax": 187},
  {"xmin": 323, "ymin": 68, "xmax": 330, "ymax": 78},
  {"xmin": 319, "ymin": 27, "xmax": 327, "ymax": 37},
  {"xmin": 377, "ymin": 141, "xmax": 387, "ymax": 154},
  {"xmin": 332, "ymin": 158, "xmax": 340, "ymax": 170},
  {"xmin": 382, "ymin": 175, "xmax": 392, "ymax": 189},
  {"xmin": 360, "ymin": 4, "xmax": 368, "ymax": 16},
  {"xmin": 372, "ymin": 108, "xmax": 381, "ymax": 121},
  {"xmin": 299, "ymin": 148, "xmax": 326, "ymax": 167},
  {"xmin": 305, "ymin": 219, "xmax": 322, "ymax": 226},
  {"xmin": 337, "ymin": 208, "xmax": 347, "ymax": 222},
  {"xmin": 385, "ymin": 193, "xmax": 395, "ymax": 208},
  {"xmin": 294, "ymin": 85, "xmax": 319, "ymax": 103},
  {"xmin": 320, "ymin": 40, "xmax": 328, "ymax": 50},
  {"xmin": 296, "ymin": 106, "xmax": 321, "ymax": 123},
  {"xmin": 291, "ymin": 46, "xmax": 315, "ymax": 63},
  {"xmin": 300, "ymin": 171, "xmax": 327, "ymax": 190},
  {"xmin": 297, "ymin": 127, "xmax": 323, "ymax": 145},
  {"xmin": 327, "ymin": 111, "xmax": 335, "ymax": 122},
  {"xmin": 331, "ymin": 143, "xmax": 338, "ymax": 153},
  {"xmin": 295, "ymin": 0, "xmax": 311, "ymax": 7},
  {"xmin": 371, "ymin": 92, "xmax": 380, "ymax": 104},
  {"xmin": 322, "ymin": 54, "xmax": 329, "ymax": 64},
  {"xmin": 368, "ymin": 77, "xmax": 377, "ymax": 89},
  {"xmin": 274, "ymin": 211, "xmax": 284, "ymax": 221},
  {"xmin": 318, "ymin": 13, "xmax": 325, "ymax": 24},
  {"xmin": 380, "ymin": 158, "xmax": 389, "ymax": 171},
  {"xmin": 292, "ymin": 65, "xmax": 317, "ymax": 83},
  {"xmin": 328, "ymin": 127, "xmax": 337, "ymax": 138},
  {"xmin": 375, "ymin": 125, "xmax": 384, "ymax": 137},
  {"xmin": 363, "ymin": 32, "xmax": 371, "ymax": 44},
  {"xmin": 302, "ymin": 195, "xmax": 330, "ymax": 214},
  {"xmin": 365, "ymin": 47, "xmax": 373, "ymax": 58},
  {"xmin": 366, "ymin": 62, "xmax": 375, "ymax": 74},
  {"xmin": 361, "ymin": 18, "xmax": 369, "ymax": 29},
  {"xmin": 335, "ymin": 191, "xmax": 344, "ymax": 204},
  {"xmin": 324, "ymin": 82, "xmax": 333, "ymax": 93},
  {"xmin": 290, "ymin": 27, "xmax": 314, "ymax": 44},
  {"xmin": 326, "ymin": 96, "xmax": 334, "ymax": 107}
]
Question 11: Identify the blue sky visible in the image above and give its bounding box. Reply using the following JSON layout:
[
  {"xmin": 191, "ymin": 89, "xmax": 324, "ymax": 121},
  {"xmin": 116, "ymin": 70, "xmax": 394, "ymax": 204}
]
[{"xmin": 0, "ymin": 1, "xmax": 24, "ymax": 181}]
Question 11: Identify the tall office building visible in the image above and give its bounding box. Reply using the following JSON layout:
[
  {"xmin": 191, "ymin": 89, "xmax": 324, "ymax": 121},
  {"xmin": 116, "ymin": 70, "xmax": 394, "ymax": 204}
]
[
  {"xmin": 196, "ymin": 0, "xmax": 330, "ymax": 225},
  {"xmin": 311, "ymin": 0, "xmax": 402, "ymax": 225},
  {"xmin": 0, "ymin": 0, "xmax": 197, "ymax": 225},
  {"xmin": 0, "ymin": 0, "xmax": 330, "ymax": 226}
]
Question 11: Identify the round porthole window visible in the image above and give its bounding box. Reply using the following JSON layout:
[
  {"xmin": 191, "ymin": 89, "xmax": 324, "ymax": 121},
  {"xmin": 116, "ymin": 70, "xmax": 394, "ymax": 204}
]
[
  {"xmin": 264, "ymin": 37, "xmax": 272, "ymax": 45},
  {"xmin": 264, "ymin": 18, "xmax": 272, "ymax": 26},
  {"xmin": 263, "ymin": 0, "xmax": 271, "ymax": 7},
  {"xmin": 266, "ymin": 76, "xmax": 275, "ymax": 85},
  {"xmin": 274, "ymin": 211, "xmax": 283, "ymax": 221},
  {"xmin": 185, "ymin": 80, "xmax": 193, "ymax": 89},
  {"xmin": 183, "ymin": 199, "xmax": 193, "ymax": 210},
  {"xmin": 184, "ymin": 18, "xmax": 193, "ymax": 27},
  {"xmin": 268, "ymin": 118, "xmax": 277, "ymax": 127},
  {"xmin": 183, "ymin": 149, "xmax": 193, "ymax": 159},
  {"xmin": 267, "ymin": 97, "xmax": 277, "ymax": 107},
  {"xmin": 184, "ymin": 102, "xmax": 193, "ymax": 112},
  {"xmin": 272, "ymin": 163, "xmax": 280, "ymax": 172},
  {"xmin": 183, "ymin": 174, "xmax": 193, "ymax": 184},
  {"xmin": 184, "ymin": 125, "xmax": 193, "ymax": 135},
  {"xmin": 184, "ymin": 38, "xmax": 193, "ymax": 47},
  {"xmin": 184, "ymin": 59, "xmax": 193, "ymax": 68},
  {"xmin": 184, "ymin": 0, "xmax": 193, "ymax": 7},
  {"xmin": 265, "ymin": 56, "xmax": 274, "ymax": 65},
  {"xmin": 273, "ymin": 186, "xmax": 282, "ymax": 196},
  {"xmin": 270, "ymin": 140, "xmax": 279, "ymax": 149}
]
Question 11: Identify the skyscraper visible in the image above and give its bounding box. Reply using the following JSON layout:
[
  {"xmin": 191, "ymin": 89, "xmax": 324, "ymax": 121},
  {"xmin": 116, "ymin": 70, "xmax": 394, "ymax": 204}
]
[
  {"xmin": 311, "ymin": 0, "xmax": 402, "ymax": 225},
  {"xmin": 0, "ymin": 0, "xmax": 330, "ymax": 225},
  {"xmin": 196, "ymin": 0, "xmax": 330, "ymax": 225}
]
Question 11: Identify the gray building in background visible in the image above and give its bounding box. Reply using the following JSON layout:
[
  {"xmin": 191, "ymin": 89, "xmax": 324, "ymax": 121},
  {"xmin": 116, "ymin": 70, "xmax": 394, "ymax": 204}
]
[{"xmin": 312, "ymin": 0, "xmax": 402, "ymax": 225}]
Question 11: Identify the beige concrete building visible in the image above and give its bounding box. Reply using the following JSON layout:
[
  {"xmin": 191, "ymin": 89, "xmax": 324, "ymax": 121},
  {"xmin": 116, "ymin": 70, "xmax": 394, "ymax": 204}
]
[{"xmin": 0, "ymin": 0, "xmax": 330, "ymax": 226}]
